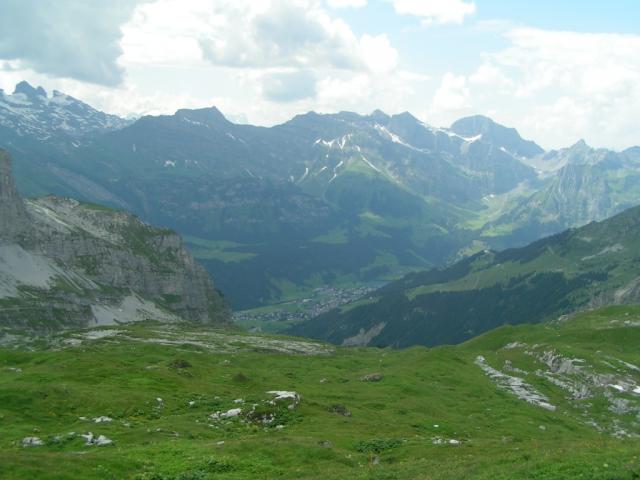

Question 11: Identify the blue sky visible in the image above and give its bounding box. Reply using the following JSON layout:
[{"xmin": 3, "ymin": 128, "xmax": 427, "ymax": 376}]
[{"xmin": 1, "ymin": 0, "xmax": 639, "ymax": 149}]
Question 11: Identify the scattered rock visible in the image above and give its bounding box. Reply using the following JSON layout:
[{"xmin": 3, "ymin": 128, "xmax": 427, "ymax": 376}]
[
  {"xmin": 210, "ymin": 408, "xmax": 242, "ymax": 420},
  {"xmin": 267, "ymin": 391, "xmax": 300, "ymax": 406},
  {"xmin": 360, "ymin": 373, "xmax": 383, "ymax": 382},
  {"xmin": 538, "ymin": 351, "xmax": 584, "ymax": 375},
  {"xmin": 432, "ymin": 437, "xmax": 462, "ymax": 445},
  {"xmin": 93, "ymin": 416, "xmax": 113, "ymax": 424},
  {"xmin": 329, "ymin": 404, "xmax": 352, "ymax": 417},
  {"xmin": 475, "ymin": 356, "xmax": 556, "ymax": 411},
  {"xmin": 318, "ymin": 440, "xmax": 333, "ymax": 448},
  {"xmin": 22, "ymin": 437, "xmax": 44, "ymax": 447},
  {"xmin": 82, "ymin": 432, "xmax": 113, "ymax": 446},
  {"xmin": 502, "ymin": 342, "xmax": 526, "ymax": 350}
]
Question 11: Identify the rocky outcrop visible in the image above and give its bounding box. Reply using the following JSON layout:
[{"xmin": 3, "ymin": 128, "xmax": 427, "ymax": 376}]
[
  {"xmin": 0, "ymin": 149, "xmax": 31, "ymax": 242},
  {"xmin": 0, "ymin": 149, "xmax": 230, "ymax": 332}
]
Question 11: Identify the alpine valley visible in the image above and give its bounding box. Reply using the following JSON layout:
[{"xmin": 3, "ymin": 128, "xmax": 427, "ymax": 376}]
[{"xmin": 4, "ymin": 81, "xmax": 640, "ymax": 315}]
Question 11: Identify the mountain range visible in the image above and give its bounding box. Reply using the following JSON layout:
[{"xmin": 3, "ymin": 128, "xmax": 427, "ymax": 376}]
[{"xmin": 2, "ymin": 81, "xmax": 639, "ymax": 310}]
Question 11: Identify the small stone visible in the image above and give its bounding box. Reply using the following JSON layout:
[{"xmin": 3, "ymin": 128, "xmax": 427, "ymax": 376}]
[
  {"xmin": 360, "ymin": 373, "xmax": 383, "ymax": 382},
  {"xmin": 329, "ymin": 404, "xmax": 352, "ymax": 417},
  {"xmin": 95, "ymin": 435, "xmax": 113, "ymax": 446},
  {"xmin": 93, "ymin": 416, "xmax": 113, "ymax": 424},
  {"xmin": 22, "ymin": 437, "xmax": 44, "ymax": 447}
]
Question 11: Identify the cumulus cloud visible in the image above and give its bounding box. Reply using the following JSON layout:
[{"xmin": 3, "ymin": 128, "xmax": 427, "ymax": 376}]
[
  {"xmin": 432, "ymin": 73, "xmax": 470, "ymax": 113},
  {"xmin": 198, "ymin": 0, "xmax": 368, "ymax": 71},
  {"xmin": 0, "ymin": 0, "xmax": 146, "ymax": 86},
  {"xmin": 327, "ymin": 0, "xmax": 367, "ymax": 8},
  {"xmin": 471, "ymin": 28, "xmax": 640, "ymax": 148},
  {"xmin": 392, "ymin": 0, "xmax": 476, "ymax": 25},
  {"xmin": 360, "ymin": 34, "xmax": 398, "ymax": 73}
]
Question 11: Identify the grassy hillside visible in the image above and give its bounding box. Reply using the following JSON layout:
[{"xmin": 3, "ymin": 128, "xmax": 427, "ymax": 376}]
[
  {"xmin": 1, "ymin": 307, "xmax": 640, "ymax": 479},
  {"xmin": 293, "ymin": 204, "xmax": 640, "ymax": 347}
]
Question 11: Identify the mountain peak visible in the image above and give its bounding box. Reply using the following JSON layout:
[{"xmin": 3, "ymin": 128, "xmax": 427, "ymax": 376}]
[
  {"xmin": 451, "ymin": 115, "xmax": 544, "ymax": 158},
  {"xmin": 13, "ymin": 81, "xmax": 47, "ymax": 100},
  {"xmin": 571, "ymin": 139, "xmax": 590, "ymax": 149},
  {"xmin": 369, "ymin": 109, "xmax": 390, "ymax": 123},
  {"xmin": 175, "ymin": 106, "xmax": 230, "ymax": 126},
  {"xmin": 450, "ymin": 115, "xmax": 499, "ymax": 135}
]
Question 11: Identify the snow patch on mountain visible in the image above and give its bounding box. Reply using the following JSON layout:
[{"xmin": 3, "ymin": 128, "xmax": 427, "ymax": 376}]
[{"xmin": 0, "ymin": 82, "xmax": 129, "ymax": 140}]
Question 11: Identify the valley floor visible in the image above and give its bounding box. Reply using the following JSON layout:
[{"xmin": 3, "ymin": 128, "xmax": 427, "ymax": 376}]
[{"xmin": 1, "ymin": 307, "xmax": 640, "ymax": 479}]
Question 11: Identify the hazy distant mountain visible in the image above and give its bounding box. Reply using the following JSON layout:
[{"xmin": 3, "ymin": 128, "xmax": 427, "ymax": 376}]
[{"xmin": 1, "ymin": 81, "xmax": 639, "ymax": 309}]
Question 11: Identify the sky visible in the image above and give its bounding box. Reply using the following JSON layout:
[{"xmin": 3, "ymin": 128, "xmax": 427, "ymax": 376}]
[{"xmin": 0, "ymin": 0, "xmax": 639, "ymax": 150}]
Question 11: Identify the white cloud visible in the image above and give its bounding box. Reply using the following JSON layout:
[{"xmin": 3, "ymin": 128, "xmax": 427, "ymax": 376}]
[
  {"xmin": 472, "ymin": 28, "xmax": 640, "ymax": 149},
  {"xmin": 198, "ymin": 0, "xmax": 366, "ymax": 71},
  {"xmin": 115, "ymin": 0, "xmax": 402, "ymax": 108},
  {"xmin": 468, "ymin": 64, "xmax": 512, "ymax": 89},
  {"xmin": 0, "ymin": 0, "xmax": 148, "ymax": 86},
  {"xmin": 327, "ymin": 0, "xmax": 367, "ymax": 8},
  {"xmin": 432, "ymin": 73, "xmax": 470, "ymax": 113},
  {"xmin": 392, "ymin": 0, "xmax": 476, "ymax": 25},
  {"xmin": 360, "ymin": 34, "xmax": 398, "ymax": 73}
]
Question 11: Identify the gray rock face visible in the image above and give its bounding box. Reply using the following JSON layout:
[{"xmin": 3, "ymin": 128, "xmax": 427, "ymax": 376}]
[
  {"xmin": 0, "ymin": 149, "xmax": 31, "ymax": 242},
  {"xmin": 0, "ymin": 149, "xmax": 230, "ymax": 332}
]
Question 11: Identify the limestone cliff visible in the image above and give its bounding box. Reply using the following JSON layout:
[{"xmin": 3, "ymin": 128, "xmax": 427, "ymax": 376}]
[
  {"xmin": 0, "ymin": 149, "xmax": 31, "ymax": 242},
  {"xmin": 0, "ymin": 149, "xmax": 230, "ymax": 332}
]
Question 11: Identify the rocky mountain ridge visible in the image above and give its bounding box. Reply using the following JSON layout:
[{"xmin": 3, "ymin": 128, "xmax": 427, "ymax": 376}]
[
  {"xmin": 0, "ymin": 149, "xmax": 230, "ymax": 334},
  {"xmin": 0, "ymin": 81, "xmax": 130, "ymax": 140}
]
